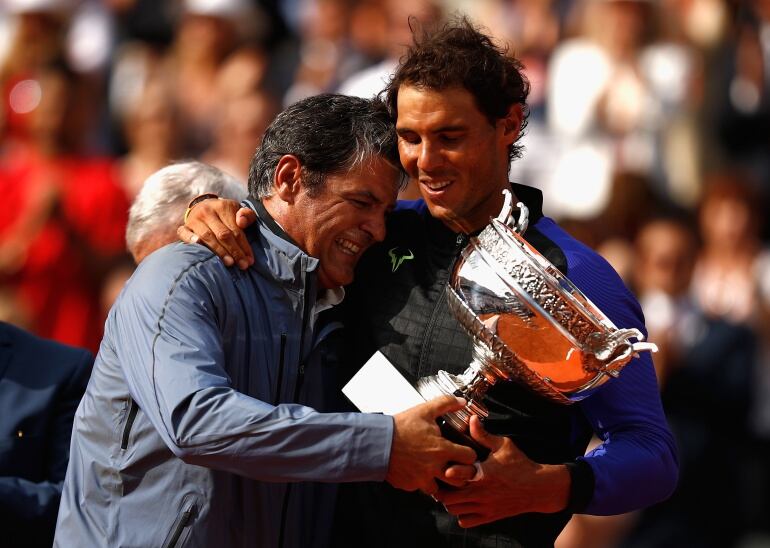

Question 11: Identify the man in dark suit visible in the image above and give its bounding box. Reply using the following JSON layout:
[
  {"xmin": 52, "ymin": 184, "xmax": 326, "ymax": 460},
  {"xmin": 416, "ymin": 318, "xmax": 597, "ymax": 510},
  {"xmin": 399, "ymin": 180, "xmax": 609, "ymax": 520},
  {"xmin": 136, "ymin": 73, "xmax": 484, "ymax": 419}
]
[{"xmin": 0, "ymin": 321, "xmax": 92, "ymax": 547}]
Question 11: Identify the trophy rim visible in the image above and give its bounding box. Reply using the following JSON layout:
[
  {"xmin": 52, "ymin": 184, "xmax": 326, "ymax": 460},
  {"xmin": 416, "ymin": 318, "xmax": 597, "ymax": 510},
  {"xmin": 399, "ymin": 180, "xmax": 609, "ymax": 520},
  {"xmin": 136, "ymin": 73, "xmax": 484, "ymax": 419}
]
[
  {"xmin": 464, "ymin": 239, "xmax": 585, "ymax": 351},
  {"xmin": 472, "ymin": 219, "xmax": 637, "ymax": 359},
  {"xmin": 489, "ymin": 219, "xmax": 620, "ymax": 339}
]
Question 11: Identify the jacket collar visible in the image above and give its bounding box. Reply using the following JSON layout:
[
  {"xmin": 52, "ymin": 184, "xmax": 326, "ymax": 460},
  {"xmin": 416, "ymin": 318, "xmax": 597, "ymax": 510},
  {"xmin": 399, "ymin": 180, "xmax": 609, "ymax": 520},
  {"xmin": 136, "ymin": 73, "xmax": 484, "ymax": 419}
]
[
  {"xmin": 510, "ymin": 182, "xmax": 544, "ymax": 223},
  {"xmin": 241, "ymin": 198, "xmax": 320, "ymax": 292},
  {"xmin": 245, "ymin": 198, "xmax": 302, "ymax": 249}
]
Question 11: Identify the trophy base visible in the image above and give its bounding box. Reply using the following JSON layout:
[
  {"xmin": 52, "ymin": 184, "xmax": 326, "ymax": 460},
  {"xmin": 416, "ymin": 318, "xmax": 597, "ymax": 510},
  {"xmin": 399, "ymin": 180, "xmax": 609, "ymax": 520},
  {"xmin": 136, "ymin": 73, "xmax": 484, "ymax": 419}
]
[{"xmin": 416, "ymin": 370, "xmax": 491, "ymax": 460}]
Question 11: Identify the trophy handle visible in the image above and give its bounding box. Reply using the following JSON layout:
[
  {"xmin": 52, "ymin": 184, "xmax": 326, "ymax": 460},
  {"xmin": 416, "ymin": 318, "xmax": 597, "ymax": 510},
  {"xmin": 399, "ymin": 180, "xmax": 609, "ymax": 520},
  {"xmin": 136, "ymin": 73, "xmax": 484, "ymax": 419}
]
[
  {"xmin": 495, "ymin": 189, "xmax": 529, "ymax": 234},
  {"xmin": 585, "ymin": 328, "xmax": 659, "ymax": 378}
]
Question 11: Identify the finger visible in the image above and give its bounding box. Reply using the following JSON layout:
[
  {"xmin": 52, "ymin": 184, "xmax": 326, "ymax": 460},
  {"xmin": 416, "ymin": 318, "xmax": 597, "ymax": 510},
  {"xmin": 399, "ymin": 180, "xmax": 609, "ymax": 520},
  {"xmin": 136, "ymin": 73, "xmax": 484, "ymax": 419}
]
[
  {"xmin": 443, "ymin": 463, "xmax": 477, "ymax": 482},
  {"xmin": 468, "ymin": 415, "xmax": 505, "ymax": 453},
  {"xmin": 438, "ymin": 472, "xmax": 469, "ymax": 489},
  {"xmin": 235, "ymin": 207, "xmax": 257, "ymax": 229},
  {"xmin": 185, "ymin": 217, "xmax": 235, "ymax": 267},
  {"xmin": 424, "ymin": 395, "xmax": 467, "ymax": 418},
  {"xmin": 177, "ymin": 226, "xmax": 199, "ymax": 245},
  {"xmin": 443, "ymin": 441, "xmax": 477, "ymax": 466},
  {"xmin": 216, "ymin": 211, "xmax": 252, "ymax": 269}
]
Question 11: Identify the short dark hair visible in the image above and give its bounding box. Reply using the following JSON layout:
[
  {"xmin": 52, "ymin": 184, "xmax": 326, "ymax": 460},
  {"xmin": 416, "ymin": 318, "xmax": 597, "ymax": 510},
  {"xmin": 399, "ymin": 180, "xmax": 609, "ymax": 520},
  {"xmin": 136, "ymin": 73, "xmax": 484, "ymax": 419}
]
[
  {"xmin": 248, "ymin": 94, "xmax": 403, "ymax": 198},
  {"xmin": 384, "ymin": 16, "xmax": 530, "ymax": 161}
]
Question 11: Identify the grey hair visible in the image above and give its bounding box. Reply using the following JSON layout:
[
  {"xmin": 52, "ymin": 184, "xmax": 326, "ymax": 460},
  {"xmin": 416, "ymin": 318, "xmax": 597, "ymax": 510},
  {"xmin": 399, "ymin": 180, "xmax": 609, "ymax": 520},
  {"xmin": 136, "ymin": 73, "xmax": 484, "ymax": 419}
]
[
  {"xmin": 126, "ymin": 161, "xmax": 247, "ymax": 254},
  {"xmin": 248, "ymin": 93, "xmax": 403, "ymax": 199}
]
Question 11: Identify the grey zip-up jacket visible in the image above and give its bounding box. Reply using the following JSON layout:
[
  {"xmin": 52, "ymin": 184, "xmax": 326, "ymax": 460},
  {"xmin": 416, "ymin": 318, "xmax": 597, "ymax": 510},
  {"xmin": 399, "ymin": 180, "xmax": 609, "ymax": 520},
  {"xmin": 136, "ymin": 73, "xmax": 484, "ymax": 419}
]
[{"xmin": 54, "ymin": 209, "xmax": 393, "ymax": 548}]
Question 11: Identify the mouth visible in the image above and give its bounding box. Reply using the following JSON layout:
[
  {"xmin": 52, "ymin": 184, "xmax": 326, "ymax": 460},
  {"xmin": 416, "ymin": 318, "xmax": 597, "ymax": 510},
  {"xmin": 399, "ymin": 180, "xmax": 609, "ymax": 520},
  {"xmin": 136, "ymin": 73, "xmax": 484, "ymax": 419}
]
[
  {"xmin": 419, "ymin": 178, "xmax": 453, "ymax": 192},
  {"xmin": 335, "ymin": 237, "xmax": 363, "ymax": 256}
]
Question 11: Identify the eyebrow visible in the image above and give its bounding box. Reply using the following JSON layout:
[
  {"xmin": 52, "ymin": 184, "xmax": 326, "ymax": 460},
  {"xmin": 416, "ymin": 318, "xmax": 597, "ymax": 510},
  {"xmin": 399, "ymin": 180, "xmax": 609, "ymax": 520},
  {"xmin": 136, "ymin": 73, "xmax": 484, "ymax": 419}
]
[
  {"xmin": 396, "ymin": 124, "xmax": 467, "ymax": 134},
  {"xmin": 348, "ymin": 190, "xmax": 382, "ymax": 203},
  {"xmin": 351, "ymin": 189, "xmax": 398, "ymax": 210}
]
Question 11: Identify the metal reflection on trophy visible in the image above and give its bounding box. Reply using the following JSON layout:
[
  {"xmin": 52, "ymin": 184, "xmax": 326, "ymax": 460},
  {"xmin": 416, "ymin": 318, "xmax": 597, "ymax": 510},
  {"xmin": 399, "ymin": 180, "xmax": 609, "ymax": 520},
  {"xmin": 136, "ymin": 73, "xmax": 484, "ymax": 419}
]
[{"xmin": 415, "ymin": 190, "xmax": 657, "ymax": 434}]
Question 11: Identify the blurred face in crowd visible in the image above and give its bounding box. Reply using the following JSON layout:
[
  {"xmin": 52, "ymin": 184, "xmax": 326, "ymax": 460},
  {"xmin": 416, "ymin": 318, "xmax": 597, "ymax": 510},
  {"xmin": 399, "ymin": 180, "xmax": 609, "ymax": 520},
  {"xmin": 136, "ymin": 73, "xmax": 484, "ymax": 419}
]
[
  {"xmin": 635, "ymin": 220, "xmax": 696, "ymax": 297},
  {"xmin": 281, "ymin": 155, "xmax": 400, "ymax": 289},
  {"xmin": 594, "ymin": 0, "xmax": 651, "ymax": 57},
  {"xmin": 699, "ymin": 194, "xmax": 756, "ymax": 249},
  {"xmin": 177, "ymin": 14, "xmax": 236, "ymax": 60},
  {"xmin": 395, "ymin": 85, "xmax": 520, "ymax": 234}
]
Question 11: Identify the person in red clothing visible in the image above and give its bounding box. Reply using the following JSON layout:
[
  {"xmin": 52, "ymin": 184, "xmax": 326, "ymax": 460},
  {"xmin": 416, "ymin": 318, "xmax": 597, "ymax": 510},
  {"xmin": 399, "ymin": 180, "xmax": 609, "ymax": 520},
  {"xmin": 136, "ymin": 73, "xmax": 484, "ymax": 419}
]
[{"xmin": 0, "ymin": 62, "xmax": 130, "ymax": 353}]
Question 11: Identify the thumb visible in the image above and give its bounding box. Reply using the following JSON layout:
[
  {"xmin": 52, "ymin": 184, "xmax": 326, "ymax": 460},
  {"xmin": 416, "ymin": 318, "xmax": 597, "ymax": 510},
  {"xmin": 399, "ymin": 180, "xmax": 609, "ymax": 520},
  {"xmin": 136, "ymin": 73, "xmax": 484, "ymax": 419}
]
[
  {"xmin": 236, "ymin": 207, "xmax": 257, "ymax": 229},
  {"xmin": 468, "ymin": 415, "xmax": 504, "ymax": 453},
  {"xmin": 423, "ymin": 394, "xmax": 467, "ymax": 418}
]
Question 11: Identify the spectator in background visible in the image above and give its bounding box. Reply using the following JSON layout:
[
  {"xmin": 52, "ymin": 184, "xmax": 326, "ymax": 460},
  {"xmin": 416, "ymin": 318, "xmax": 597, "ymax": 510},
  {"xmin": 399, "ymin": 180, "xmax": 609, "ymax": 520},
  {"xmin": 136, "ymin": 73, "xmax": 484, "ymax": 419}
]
[
  {"xmin": 126, "ymin": 161, "xmax": 247, "ymax": 264},
  {"xmin": 623, "ymin": 216, "xmax": 756, "ymax": 547},
  {"xmin": 691, "ymin": 174, "xmax": 770, "ymax": 546},
  {"xmin": 1, "ymin": 1, "xmax": 71, "ymax": 107},
  {"xmin": 712, "ymin": 0, "xmax": 770, "ymax": 196},
  {"xmin": 202, "ymin": 46, "xmax": 278, "ymax": 183},
  {"xmin": 338, "ymin": 0, "xmax": 443, "ymax": 100},
  {"xmin": 546, "ymin": 0, "xmax": 701, "ymax": 218},
  {"xmin": 692, "ymin": 172, "xmax": 770, "ymax": 326},
  {"xmin": 165, "ymin": 0, "xmax": 257, "ymax": 155},
  {"xmin": 112, "ymin": 47, "xmax": 181, "ymax": 199},
  {"xmin": 560, "ymin": 215, "xmax": 757, "ymax": 548},
  {"xmin": 0, "ymin": 320, "xmax": 92, "ymax": 548},
  {"xmin": 284, "ymin": 0, "xmax": 372, "ymax": 106},
  {"xmin": 0, "ymin": 61, "xmax": 129, "ymax": 354}
]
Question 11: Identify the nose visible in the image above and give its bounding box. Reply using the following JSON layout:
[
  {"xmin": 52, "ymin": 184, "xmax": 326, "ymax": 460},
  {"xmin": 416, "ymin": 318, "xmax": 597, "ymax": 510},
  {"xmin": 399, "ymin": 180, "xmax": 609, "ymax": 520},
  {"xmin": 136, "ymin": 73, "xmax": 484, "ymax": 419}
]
[
  {"xmin": 362, "ymin": 211, "xmax": 387, "ymax": 243},
  {"xmin": 416, "ymin": 140, "xmax": 442, "ymax": 173}
]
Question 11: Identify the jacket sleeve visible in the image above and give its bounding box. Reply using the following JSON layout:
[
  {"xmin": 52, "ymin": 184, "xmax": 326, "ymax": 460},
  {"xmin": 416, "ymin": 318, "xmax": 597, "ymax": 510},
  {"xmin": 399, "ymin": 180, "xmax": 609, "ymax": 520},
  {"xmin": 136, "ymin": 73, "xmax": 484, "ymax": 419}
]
[
  {"xmin": 112, "ymin": 253, "xmax": 393, "ymax": 483},
  {"xmin": 566, "ymin": 245, "xmax": 679, "ymax": 515},
  {"xmin": 0, "ymin": 345, "xmax": 92, "ymax": 542},
  {"xmin": 577, "ymin": 350, "xmax": 679, "ymax": 514}
]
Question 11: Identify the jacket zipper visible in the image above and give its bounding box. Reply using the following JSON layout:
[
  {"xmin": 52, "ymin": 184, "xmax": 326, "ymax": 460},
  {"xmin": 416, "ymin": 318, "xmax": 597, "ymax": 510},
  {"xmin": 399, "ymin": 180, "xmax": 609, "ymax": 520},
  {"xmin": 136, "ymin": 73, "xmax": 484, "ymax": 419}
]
[
  {"xmin": 292, "ymin": 362, "xmax": 305, "ymax": 402},
  {"xmin": 162, "ymin": 501, "xmax": 196, "ymax": 548},
  {"xmin": 418, "ymin": 233, "xmax": 469, "ymax": 372},
  {"xmin": 273, "ymin": 333, "xmax": 287, "ymax": 406},
  {"xmin": 120, "ymin": 399, "xmax": 139, "ymax": 450},
  {"xmin": 291, "ymin": 274, "xmax": 311, "ymax": 404},
  {"xmin": 278, "ymin": 274, "xmax": 312, "ymax": 548}
]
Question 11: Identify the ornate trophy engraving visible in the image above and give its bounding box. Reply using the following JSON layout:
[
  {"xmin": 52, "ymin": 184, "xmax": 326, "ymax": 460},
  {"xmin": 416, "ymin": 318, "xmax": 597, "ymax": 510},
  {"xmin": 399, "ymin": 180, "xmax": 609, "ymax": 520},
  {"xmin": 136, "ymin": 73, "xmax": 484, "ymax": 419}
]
[{"xmin": 415, "ymin": 190, "xmax": 657, "ymax": 434}]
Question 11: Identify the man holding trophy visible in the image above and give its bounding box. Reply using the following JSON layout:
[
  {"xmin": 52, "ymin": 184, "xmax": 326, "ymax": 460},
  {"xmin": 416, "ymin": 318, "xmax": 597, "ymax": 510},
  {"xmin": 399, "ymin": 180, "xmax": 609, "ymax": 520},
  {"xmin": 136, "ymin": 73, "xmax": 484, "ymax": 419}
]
[{"xmin": 183, "ymin": 16, "xmax": 678, "ymax": 547}]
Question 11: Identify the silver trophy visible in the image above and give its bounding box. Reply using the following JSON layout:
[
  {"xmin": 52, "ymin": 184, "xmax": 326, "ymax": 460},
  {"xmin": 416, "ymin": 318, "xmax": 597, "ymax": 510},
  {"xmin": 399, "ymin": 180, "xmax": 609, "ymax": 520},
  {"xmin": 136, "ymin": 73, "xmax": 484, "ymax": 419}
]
[{"xmin": 415, "ymin": 190, "xmax": 657, "ymax": 434}]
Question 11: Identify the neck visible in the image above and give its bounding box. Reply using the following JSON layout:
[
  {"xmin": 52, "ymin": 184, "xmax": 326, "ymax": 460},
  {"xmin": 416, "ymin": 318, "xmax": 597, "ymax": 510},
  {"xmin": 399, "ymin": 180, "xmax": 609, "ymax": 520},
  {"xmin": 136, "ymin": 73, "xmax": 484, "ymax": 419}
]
[{"xmin": 443, "ymin": 183, "xmax": 514, "ymax": 234}]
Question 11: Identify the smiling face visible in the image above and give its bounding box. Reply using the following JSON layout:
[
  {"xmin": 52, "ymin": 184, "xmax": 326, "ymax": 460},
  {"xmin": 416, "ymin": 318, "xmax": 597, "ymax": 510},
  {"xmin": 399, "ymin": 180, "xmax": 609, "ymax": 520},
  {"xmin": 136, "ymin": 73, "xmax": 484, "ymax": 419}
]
[
  {"xmin": 395, "ymin": 85, "xmax": 521, "ymax": 233},
  {"xmin": 288, "ymin": 155, "xmax": 400, "ymax": 289}
]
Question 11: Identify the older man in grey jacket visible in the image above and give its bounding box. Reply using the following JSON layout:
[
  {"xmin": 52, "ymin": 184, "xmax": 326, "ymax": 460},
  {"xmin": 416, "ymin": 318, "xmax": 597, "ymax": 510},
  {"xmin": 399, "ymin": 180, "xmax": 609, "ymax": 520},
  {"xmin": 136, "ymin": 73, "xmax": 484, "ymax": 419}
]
[{"xmin": 54, "ymin": 94, "xmax": 475, "ymax": 548}]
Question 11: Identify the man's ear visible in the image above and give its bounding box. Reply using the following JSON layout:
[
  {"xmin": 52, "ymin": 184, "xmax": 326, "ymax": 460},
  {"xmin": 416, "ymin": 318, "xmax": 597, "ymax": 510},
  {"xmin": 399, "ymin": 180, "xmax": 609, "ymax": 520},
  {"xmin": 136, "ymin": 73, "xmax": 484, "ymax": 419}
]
[
  {"xmin": 501, "ymin": 104, "xmax": 523, "ymax": 144},
  {"xmin": 273, "ymin": 155, "xmax": 303, "ymax": 203}
]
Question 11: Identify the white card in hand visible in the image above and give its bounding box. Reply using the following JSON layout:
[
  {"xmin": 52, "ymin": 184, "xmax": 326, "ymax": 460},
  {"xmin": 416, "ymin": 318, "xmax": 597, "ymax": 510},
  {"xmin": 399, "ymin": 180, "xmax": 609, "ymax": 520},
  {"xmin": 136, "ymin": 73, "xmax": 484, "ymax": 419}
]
[{"xmin": 342, "ymin": 351, "xmax": 425, "ymax": 415}]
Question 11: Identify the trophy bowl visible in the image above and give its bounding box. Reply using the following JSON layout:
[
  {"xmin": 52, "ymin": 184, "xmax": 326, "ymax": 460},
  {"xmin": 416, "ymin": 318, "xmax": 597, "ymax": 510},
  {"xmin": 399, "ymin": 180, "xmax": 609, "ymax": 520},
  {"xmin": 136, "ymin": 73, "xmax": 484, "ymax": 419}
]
[{"xmin": 416, "ymin": 191, "xmax": 657, "ymax": 433}]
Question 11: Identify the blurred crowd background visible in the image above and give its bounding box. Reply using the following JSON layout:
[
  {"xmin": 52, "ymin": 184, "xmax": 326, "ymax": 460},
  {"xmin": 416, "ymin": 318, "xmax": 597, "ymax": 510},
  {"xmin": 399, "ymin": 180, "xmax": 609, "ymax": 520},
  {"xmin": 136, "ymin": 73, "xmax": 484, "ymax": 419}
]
[{"xmin": 0, "ymin": 0, "xmax": 768, "ymax": 546}]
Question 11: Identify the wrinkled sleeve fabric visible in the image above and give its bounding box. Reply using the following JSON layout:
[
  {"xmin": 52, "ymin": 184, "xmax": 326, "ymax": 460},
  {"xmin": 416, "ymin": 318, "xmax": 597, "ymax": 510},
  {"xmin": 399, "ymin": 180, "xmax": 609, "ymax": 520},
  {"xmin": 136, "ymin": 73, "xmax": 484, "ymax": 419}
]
[
  {"xmin": 542, "ymin": 219, "xmax": 679, "ymax": 515},
  {"xmin": 111, "ymin": 250, "xmax": 393, "ymax": 483}
]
